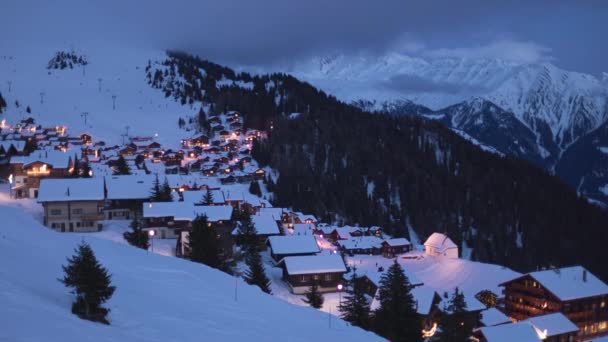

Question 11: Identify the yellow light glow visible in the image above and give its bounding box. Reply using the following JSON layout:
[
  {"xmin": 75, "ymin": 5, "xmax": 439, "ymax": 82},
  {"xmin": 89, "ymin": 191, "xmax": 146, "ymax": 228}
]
[{"xmin": 422, "ymin": 323, "xmax": 438, "ymax": 338}]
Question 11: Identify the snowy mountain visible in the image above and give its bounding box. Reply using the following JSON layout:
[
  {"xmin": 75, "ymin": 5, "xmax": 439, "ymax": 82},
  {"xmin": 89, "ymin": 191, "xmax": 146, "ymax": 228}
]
[
  {"xmin": 0, "ymin": 192, "xmax": 379, "ymax": 342},
  {"xmin": 0, "ymin": 45, "xmax": 201, "ymax": 150},
  {"xmin": 284, "ymin": 53, "xmax": 608, "ymax": 201}
]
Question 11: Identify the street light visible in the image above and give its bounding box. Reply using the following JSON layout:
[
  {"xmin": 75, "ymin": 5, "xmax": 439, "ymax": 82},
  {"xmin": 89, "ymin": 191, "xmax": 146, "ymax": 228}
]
[
  {"xmin": 337, "ymin": 283, "xmax": 344, "ymax": 307},
  {"xmin": 148, "ymin": 229, "xmax": 156, "ymax": 254}
]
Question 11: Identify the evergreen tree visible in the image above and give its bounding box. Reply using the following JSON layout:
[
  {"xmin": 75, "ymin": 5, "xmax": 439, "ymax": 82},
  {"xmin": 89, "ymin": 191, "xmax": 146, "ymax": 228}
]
[
  {"xmin": 71, "ymin": 154, "xmax": 81, "ymax": 177},
  {"xmin": 160, "ymin": 177, "xmax": 173, "ymax": 201},
  {"xmin": 244, "ymin": 247, "xmax": 272, "ymax": 294},
  {"xmin": 150, "ymin": 174, "xmax": 162, "ymax": 201},
  {"xmin": 202, "ymin": 188, "xmax": 214, "ymax": 205},
  {"xmin": 188, "ymin": 215, "xmax": 221, "ymax": 269},
  {"xmin": 123, "ymin": 218, "xmax": 149, "ymax": 250},
  {"xmin": 59, "ymin": 242, "xmax": 115, "ymax": 324},
  {"xmin": 302, "ymin": 281, "xmax": 324, "ymax": 309},
  {"xmin": 114, "ymin": 155, "xmax": 130, "ymax": 175},
  {"xmin": 237, "ymin": 211, "xmax": 258, "ymax": 253},
  {"xmin": 338, "ymin": 270, "xmax": 370, "ymax": 329},
  {"xmin": 437, "ymin": 288, "xmax": 474, "ymax": 342},
  {"xmin": 0, "ymin": 92, "xmax": 6, "ymax": 113},
  {"xmin": 249, "ymin": 180, "xmax": 262, "ymax": 197},
  {"xmin": 80, "ymin": 162, "xmax": 92, "ymax": 178},
  {"xmin": 372, "ymin": 260, "xmax": 421, "ymax": 342}
]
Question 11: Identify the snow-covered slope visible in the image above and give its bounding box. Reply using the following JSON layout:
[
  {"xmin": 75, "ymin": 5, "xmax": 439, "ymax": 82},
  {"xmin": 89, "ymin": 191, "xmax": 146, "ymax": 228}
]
[
  {"xmin": 0, "ymin": 45, "xmax": 198, "ymax": 149},
  {"xmin": 0, "ymin": 194, "xmax": 379, "ymax": 342}
]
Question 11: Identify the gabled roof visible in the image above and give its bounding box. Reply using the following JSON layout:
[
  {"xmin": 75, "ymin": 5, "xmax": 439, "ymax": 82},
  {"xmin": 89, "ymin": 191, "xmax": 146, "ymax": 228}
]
[
  {"xmin": 268, "ymin": 236, "xmax": 320, "ymax": 256},
  {"xmin": 143, "ymin": 202, "xmax": 232, "ymax": 222},
  {"xmin": 521, "ymin": 312, "xmax": 578, "ymax": 337},
  {"xmin": 480, "ymin": 322, "xmax": 542, "ymax": 342},
  {"xmin": 480, "ymin": 308, "xmax": 512, "ymax": 327},
  {"xmin": 384, "ymin": 238, "xmax": 411, "ymax": 247},
  {"xmin": 337, "ymin": 236, "xmax": 383, "ymax": 250},
  {"xmin": 38, "ymin": 178, "xmax": 104, "ymax": 202},
  {"xmin": 181, "ymin": 189, "xmax": 225, "ymax": 205},
  {"xmin": 282, "ymin": 254, "xmax": 346, "ymax": 275},
  {"xmin": 423, "ymin": 232, "xmax": 457, "ymax": 253},
  {"xmin": 11, "ymin": 149, "xmax": 72, "ymax": 168},
  {"xmin": 500, "ymin": 266, "xmax": 608, "ymax": 301},
  {"xmin": 251, "ymin": 213, "xmax": 281, "ymax": 235},
  {"xmin": 105, "ymin": 174, "xmax": 155, "ymax": 200}
]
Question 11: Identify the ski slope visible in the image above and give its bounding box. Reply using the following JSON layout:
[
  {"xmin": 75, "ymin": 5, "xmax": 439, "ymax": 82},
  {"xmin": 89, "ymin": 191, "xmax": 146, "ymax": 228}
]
[
  {"xmin": 0, "ymin": 193, "xmax": 380, "ymax": 342},
  {"xmin": 0, "ymin": 44, "xmax": 195, "ymax": 149}
]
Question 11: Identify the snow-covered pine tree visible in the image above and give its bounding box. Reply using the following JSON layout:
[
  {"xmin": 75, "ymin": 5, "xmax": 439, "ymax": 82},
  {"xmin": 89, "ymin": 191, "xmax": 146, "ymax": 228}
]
[
  {"xmin": 338, "ymin": 270, "xmax": 370, "ymax": 329},
  {"xmin": 188, "ymin": 215, "xmax": 221, "ymax": 269},
  {"xmin": 0, "ymin": 92, "xmax": 6, "ymax": 113},
  {"xmin": 114, "ymin": 155, "xmax": 131, "ymax": 175},
  {"xmin": 150, "ymin": 174, "xmax": 162, "ymax": 201},
  {"xmin": 237, "ymin": 210, "xmax": 258, "ymax": 253},
  {"xmin": 302, "ymin": 281, "xmax": 324, "ymax": 309},
  {"xmin": 123, "ymin": 218, "xmax": 149, "ymax": 250},
  {"xmin": 436, "ymin": 287, "xmax": 474, "ymax": 342},
  {"xmin": 249, "ymin": 180, "xmax": 261, "ymax": 197},
  {"xmin": 160, "ymin": 177, "xmax": 173, "ymax": 201},
  {"xmin": 372, "ymin": 260, "xmax": 421, "ymax": 342},
  {"xmin": 59, "ymin": 241, "xmax": 115, "ymax": 324},
  {"xmin": 244, "ymin": 247, "xmax": 272, "ymax": 294}
]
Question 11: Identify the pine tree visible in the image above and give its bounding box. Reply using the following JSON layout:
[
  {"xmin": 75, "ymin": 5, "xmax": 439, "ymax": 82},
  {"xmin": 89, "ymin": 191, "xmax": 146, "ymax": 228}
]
[
  {"xmin": 150, "ymin": 175, "xmax": 162, "ymax": 201},
  {"xmin": 237, "ymin": 211, "xmax": 258, "ymax": 253},
  {"xmin": 123, "ymin": 218, "xmax": 149, "ymax": 250},
  {"xmin": 59, "ymin": 242, "xmax": 115, "ymax": 324},
  {"xmin": 249, "ymin": 180, "xmax": 261, "ymax": 197},
  {"xmin": 71, "ymin": 154, "xmax": 81, "ymax": 177},
  {"xmin": 244, "ymin": 247, "xmax": 272, "ymax": 294},
  {"xmin": 339, "ymin": 270, "xmax": 370, "ymax": 329},
  {"xmin": 302, "ymin": 281, "xmax": 324, "ymax": 309},
  {"xmin": 114, "ymin": 155, "xmax": 130, "ymax": 175},
  {"xmin": 160, "ymin": 177, "xmax": 173, "ymax": 201},
  {"xmin": 372, "ymin": 260, "xmax": 421, "ymax": 342},
  {"xmin": 80, "ymin": 162, "xmax": 92, "ymax": 178},
  {"xmin": 188, "ymin": 215, "xmax": 221, "ymax": 269},
  {"xmin": 0, "ymin": 92, "xmax": 6, "ymax": 113},
  {"xmin": 437, "ymin": 288, "xmax": 474, "ymax": 342},
  {"xmin": 202, "ymin": 188, "xmax": 214, "ymax": 205}
]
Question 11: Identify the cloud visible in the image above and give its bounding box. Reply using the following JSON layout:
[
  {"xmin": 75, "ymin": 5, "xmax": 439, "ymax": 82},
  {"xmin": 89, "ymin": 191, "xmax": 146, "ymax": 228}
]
[
  {"xmin": 423, "ymin": 40, "xmax": 553, "ymax": 64},
  {"xmin": 381, "ymin": 74, "xmax": 491, "ymax": 95}
]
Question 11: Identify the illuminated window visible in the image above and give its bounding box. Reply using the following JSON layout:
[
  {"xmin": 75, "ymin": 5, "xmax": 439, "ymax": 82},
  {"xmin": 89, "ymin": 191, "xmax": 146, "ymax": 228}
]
[
  {"xmin": 602, "ymin": 301, "xmax": 606, "ymax": 308},
  {"xmin": 599, "ymin": 322, "xmax": 607, "ymax": 331}
]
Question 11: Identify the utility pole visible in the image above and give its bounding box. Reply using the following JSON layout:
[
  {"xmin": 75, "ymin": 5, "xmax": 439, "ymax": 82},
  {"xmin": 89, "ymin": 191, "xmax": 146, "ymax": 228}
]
[
  {"xmin": 97, "ymin": 78, "xmax": 102, "ymax": 93},
  {"xmin": 121, "ymin": 133, "xmax": 127, "ymax": 145},
  {"xmin": 40, "ymin": 92, "xmax": 45, "ymax": 104},
  {"xmin": 82, "ymin": 64, "xmax": 86, "ymax": 77},
  {"xmin": 125, "ymin": 125, "xmax": 130, "ymax": 138},
  {"xmin": 81, "ymin": 112, "xmax": 89, "ymax": 126},
  {"xmin": 112, "ymin": 95, "xmax": 117, "ymax": 110},
  {"xmin": 7, "ymin": 81, "xmax": 11, "ymax": 92}
]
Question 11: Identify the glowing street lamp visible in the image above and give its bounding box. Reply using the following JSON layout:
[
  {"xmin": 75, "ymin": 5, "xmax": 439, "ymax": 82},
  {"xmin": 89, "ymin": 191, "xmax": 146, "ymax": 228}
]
[
  {"xmin": 337, "ymin": 283, "xmax": 344, "ymax": 307},
  {"xmin": 148, "ymin": 229, "xmax": 156, "ymax": 254}
]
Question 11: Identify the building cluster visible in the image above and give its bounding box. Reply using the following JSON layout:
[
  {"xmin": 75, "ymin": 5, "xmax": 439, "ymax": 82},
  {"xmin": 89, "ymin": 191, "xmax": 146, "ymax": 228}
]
[{"xmin": 3, "ymin": 112, "xmax": 607, "ymax": 342}]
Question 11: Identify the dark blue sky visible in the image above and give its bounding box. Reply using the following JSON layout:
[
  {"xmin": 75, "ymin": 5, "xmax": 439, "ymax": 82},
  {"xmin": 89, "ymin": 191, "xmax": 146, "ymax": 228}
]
[{"xmin": 2, "ymin": 0, "xmax": 607, "ymax": 75}]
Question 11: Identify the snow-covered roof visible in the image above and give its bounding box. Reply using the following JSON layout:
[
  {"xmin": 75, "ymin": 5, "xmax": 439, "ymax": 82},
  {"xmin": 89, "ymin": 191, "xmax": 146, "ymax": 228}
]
[
  {"xmin": 181, "ymin": 189, "xmax": 225, "ymax": 205},
  {"xmin": 480, "ymin": 308, "xmax": 512, "ymax": 327},
  {"xmin": 105, "ymin": 174, "xmax": 155, "ymax": 200},
  {"xmin": 521, "ymin": 313, "xmax": 578, "ymax": 337},
  {"xmin": 282, "ymin": 254, "xmax": 347, "ymax": 275},
  {"xmin": 268, "ymin": 236, "xmax": 320, "ymax": 256},
  {"xmin": 384, "ymin": 238, "xmax": 411, "ymax": 247},
  {"xmin": 423, "ymin": 232, "xmax": 457, "ymax": 253},
  {"xmin": 289, "ymin": 223, "xmax": 315, "ymax": 236},
  {"xmin": 337, "ymin": 236, "xmax": 383, "ymax": 250},
  {"xmin": 11, "ymin": 149, "xmax": 72, "ymax": 168},
  {"xmin": 38, "ymin": 178, "xmax": 104, "ymax": 202},
  {"xmin": 480, "ymin": 322, "xmax": 542, "ymax": 342},
  {"xmin": 0, "ymin": 140, "xmax": 25, "ymax": 152},
  {"xmin": 251, "ymin": 213, "xmax": 280, "ymax": 235},
  {"xmin": 258, "ymin": 207, "xmax": 286, "ymax": 220},
  {"xmin": 143, "ymin": 203, "xmax": 232, "ymax": 222},
  {"xmin": 335, "ymin": 226, "xmax": 362, "ymax": 239},
  {"xmin": 502, "ymin": 266, "xmax": 608, "ymax": 301}
]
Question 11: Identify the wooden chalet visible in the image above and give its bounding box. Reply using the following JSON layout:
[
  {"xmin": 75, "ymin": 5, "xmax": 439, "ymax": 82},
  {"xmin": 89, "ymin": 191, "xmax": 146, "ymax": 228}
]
[
  {"xmin": 381, "ymin": 238, "xmax": 413, "ymax": 258},
  {"xmin": 267, "ymin": 235, "xmax": 321, "ymax": 263},
  {"xmin": 500, "ymin": 266, "xmax": 608, "ymax": 340},
  {"xmin": 280, "ymin": 254, "xmax": 347, "ymax": 294}
]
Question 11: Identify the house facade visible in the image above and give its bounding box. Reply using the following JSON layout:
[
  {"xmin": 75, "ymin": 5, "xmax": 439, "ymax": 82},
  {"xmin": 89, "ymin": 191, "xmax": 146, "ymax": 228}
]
[
  {"xmin": 280, "ymin": 254, "xmax": 347, "ymax": 294},
  {"xmin": 500, "ymin": 267, "xmax": 608, "ymax": 340}
]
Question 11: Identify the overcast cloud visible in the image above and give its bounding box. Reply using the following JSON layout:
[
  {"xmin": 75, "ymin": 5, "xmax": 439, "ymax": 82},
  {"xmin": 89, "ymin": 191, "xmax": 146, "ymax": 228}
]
[{"xmin": 1, "ymin": 0, "xmax": 606, "ymax": 74}]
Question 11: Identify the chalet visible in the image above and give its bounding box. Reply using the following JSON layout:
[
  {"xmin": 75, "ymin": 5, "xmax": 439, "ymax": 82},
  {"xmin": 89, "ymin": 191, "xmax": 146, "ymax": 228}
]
[
  {"xmin": 181, "ymin": 189, "xmax": 226, "ymax": 206},
  {"xmin": 381, "ymin": 238, "xmax": 412, "ymax": 258},
  {"xmin": 182, "ymin": 135, "xmax": 209, "ymax": 148},
  {"xmin": 500, "ymin": 266, "xmax": 608, "ymax": 340},
  {"xmin": 267, "ymin": 235, "xmax": 321, "ymax": 263},
  {"xmin": 79, "ymin": 133, "xmax": 92, "ymax": 144},
  {"xmin": 10, "ymin": 150, "xmax": 73, "ymax": 198},
  {"xmin": 104, "ymin": 175, "xmax": 155, "ymax": 220},
  {"xmin": 233, "ymin": 213, "xmax": 281, "ymax": 248},
  {"xmin": 424, "ymin": 232, "xmax": 459, "ymax": 258},
  {"xmin": 478, "ymin": 322, "xmax": 543, "ymax": 342},
  {"xmin": 175, "ymin": 205, "xmax": 234, "ymax": 259},
  {"xmin": 280, "ymin": 254, "xmax": 347, "ymax": 294},
  {"xmin": 337, "ymin": 236, "xmax": 383, "ymax": 255},
  {"xmin": 37, "ymin": 178, "xmax": 104, "ymax": 232},
  {"xmin": 288, "ymin": 223, "xmax": 316, "ymax": 236}
]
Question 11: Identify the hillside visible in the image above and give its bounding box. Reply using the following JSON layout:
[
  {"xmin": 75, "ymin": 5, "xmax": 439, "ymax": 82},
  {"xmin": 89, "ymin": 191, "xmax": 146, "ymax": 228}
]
[{"xmin": 0, "ymin": 192, "xmax": 379, "ymax": 342}]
